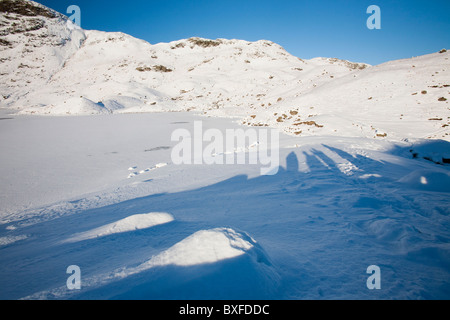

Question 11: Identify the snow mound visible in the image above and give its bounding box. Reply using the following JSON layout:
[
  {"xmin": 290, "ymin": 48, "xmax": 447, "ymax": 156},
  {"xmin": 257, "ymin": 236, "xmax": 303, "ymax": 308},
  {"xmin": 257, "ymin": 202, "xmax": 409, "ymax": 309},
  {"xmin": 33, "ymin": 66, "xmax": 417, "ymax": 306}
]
[
  {"xmin": 101, "ymin": 95, "xmax": 160, "ymax": 113},
  {"xmin": 398, "ymin": 169, "xmax": 450, "ymax": 192},
  {"xmin": 64, "ymin": 212, "xmax": 174, "ymax": 242},
  {"xmin": 27, "ymin": 227, "xmax": 279, "ymax": 299},
  {"xmin": 108, "ymin": 227, "xmax": 280, "ymax": 299},
  {"xmin": 147, "ymin": 227, "xmax": 267, "ymax": 267}
]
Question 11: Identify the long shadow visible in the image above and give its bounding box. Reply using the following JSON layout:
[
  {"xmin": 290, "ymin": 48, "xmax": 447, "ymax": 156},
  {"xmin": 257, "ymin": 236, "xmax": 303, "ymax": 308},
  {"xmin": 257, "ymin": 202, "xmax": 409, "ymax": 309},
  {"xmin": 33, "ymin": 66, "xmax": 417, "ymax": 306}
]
[{"xmin": 1, "ymin": 147, "xmax": 449, "ymax": 299}]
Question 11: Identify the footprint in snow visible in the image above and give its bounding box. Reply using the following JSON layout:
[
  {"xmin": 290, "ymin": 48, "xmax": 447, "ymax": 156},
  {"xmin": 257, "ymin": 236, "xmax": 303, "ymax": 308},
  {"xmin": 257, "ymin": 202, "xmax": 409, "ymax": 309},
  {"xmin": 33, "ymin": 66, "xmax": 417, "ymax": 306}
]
[{"xmin": 127, "ymin": 163, "xmax": 168, "ymax": 178}]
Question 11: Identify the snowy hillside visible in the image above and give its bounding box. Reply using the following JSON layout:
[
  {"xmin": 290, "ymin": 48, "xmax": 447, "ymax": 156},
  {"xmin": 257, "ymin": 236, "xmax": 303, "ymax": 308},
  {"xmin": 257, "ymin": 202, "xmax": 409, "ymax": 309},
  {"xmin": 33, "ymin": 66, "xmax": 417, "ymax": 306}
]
[
  {"xmin": 0, "ymin": 0, "xmax": 449, "ymax": 301},
  {"xmin": 2, "ymin": 1, "xmax": 448, "ymax": 142},
  {"xmin": 1, "ymin": 112, "xmax": 449, "ymax": 300}
]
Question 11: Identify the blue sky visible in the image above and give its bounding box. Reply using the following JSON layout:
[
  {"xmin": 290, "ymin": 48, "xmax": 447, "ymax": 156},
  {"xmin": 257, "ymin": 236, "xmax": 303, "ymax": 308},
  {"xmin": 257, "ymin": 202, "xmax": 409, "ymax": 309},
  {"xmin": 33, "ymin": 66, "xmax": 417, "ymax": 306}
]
[{"xmin": 37, "ymin": 0, "xmax": 450, "ymax": 65}]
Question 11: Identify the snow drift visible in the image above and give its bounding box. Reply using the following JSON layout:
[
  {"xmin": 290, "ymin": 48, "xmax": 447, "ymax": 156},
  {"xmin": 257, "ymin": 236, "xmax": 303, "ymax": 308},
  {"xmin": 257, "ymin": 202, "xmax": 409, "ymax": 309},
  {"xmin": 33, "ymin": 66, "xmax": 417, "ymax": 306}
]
[{"xmin": 1, "ymin": 1, "xmax": 448, "ymax": 141}]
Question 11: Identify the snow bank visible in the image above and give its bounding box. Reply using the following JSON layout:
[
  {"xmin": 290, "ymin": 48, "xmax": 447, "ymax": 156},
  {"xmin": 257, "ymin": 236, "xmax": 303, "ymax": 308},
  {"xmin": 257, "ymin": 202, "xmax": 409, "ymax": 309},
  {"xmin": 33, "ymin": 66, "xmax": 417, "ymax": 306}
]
[
  {"xmin": 145, "ymin": 227, "xmax": 264, "ymax": 267},
  {"xmin": 2, "ymin": 1, "xmax": 449, "ymax": 141},
  {"xmin": 18, "ymin": 97, "xmax": 110, "ymax": 115},
  {"xmin": 0, "ymin": 235, "xmax": 27, "ymax": 247}
]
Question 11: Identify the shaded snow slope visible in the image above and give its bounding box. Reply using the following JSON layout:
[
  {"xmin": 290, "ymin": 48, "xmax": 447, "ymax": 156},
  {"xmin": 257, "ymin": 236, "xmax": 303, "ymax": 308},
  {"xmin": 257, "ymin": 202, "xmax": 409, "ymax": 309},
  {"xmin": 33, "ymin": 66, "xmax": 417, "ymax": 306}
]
[{"xmin": 2, "ymin": 1, "xmax": 448, "ymax": 141}]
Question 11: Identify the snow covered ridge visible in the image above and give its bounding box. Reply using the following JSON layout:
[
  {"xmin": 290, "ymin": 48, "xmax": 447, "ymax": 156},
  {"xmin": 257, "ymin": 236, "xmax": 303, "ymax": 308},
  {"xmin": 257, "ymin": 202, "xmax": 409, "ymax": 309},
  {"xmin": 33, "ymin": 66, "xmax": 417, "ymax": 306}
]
[{"xmin": 0, "ymin": 0, "xmax": 449, "ymax": 142}]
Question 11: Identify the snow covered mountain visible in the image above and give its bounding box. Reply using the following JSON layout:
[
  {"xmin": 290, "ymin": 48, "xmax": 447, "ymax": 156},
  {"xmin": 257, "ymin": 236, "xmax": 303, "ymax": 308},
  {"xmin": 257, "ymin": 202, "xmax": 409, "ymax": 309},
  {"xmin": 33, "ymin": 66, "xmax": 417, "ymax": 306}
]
[{"xmin": 0, "ymin": 0, "xmax": 449, "ymax": 143}]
